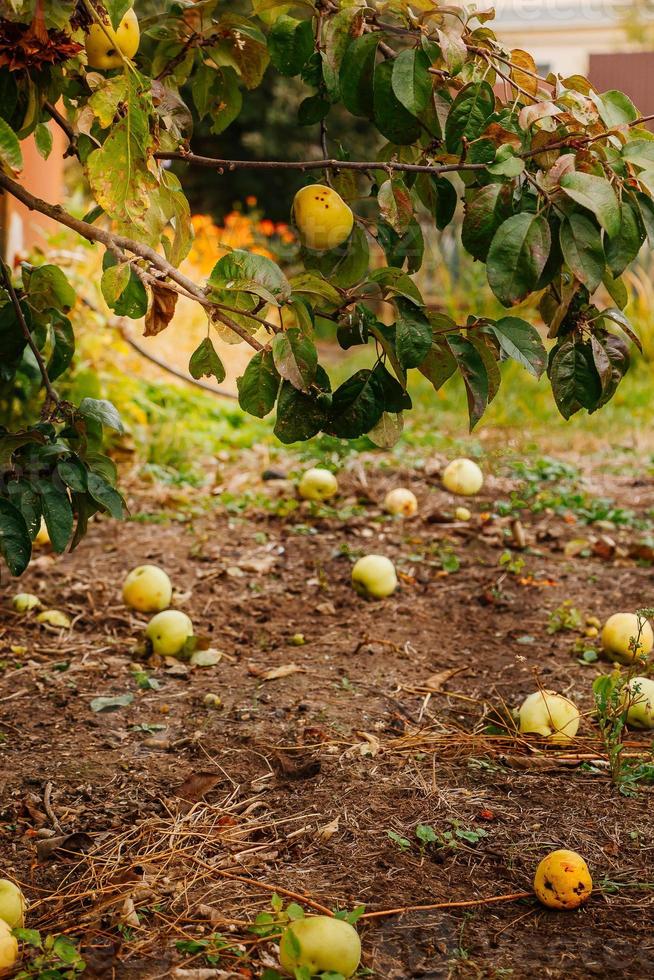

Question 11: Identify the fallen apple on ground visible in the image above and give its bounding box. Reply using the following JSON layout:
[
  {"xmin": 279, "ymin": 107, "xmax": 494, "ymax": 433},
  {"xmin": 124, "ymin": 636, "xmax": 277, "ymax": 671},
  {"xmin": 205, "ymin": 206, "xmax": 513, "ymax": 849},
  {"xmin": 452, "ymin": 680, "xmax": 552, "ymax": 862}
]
[
  {"xmin": 0, "ymin": 879, "xmax": 25, "ymax": 929},
  {"xmin": 298, "ymin": 467, "xmax": 338, "ymax": 502},
  {"xmin": 351, "ymin": 555, "xmax": 397, "ymax": 599},
  {"xmin": 0, "ymin": 920, "xmax": 17, "ymax": 973},
  {"xmin": 518, "ymin": 690, "xmax": 580, "ymax": 743},
  {"xmin": 533, "ymin": 849, "xmax": 592, "ymax": 910},
  {"xmin": 623, "ymin": 676, "xmax": 654, "ymax": 729},
  {"xmin": 145, "ymin": 610, "xmax": 193, "ymax": 656},
  {"xmin": 85, "ymin": 6, "xmax": 140, "ymax": 69},
  {"xmin": 123, "ymin": 564, "xmax": 172, "ymax": 613},
  {"xmin": 384, "ymin": 488, "xmax": 418, "ymax": 517},
  {"xmin": 279, "ymin": 915, "xmax": 361, "ymax": 977},
  {"xmin": 601, "ymin": 612, "xmax": 653, "ymax": 664},
  {"xmin": 12, "ymin": 593, "xmax": 41, "ymax": 613},
  {"xmin": 455, "ymin": 506, "xmax": 471, "ymax": 521},
  {"xmin": 36, "ymin": 610, "xmax": 71, "ymax": 629},
  {"xmin": 293, "ymin": 185, "xmax": 354, "ymax": 251},
  {"xmin": 442, "ymin": 458, "xmax": 483, "ymax": 496}
]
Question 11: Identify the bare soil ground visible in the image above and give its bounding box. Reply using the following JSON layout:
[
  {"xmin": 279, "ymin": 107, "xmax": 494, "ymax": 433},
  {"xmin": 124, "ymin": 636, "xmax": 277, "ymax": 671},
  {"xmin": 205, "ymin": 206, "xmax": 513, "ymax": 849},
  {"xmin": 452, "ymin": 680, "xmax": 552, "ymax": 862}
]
[{"xmin": 2, "ymin": 451, "xmax": 654, "ymax": 979}]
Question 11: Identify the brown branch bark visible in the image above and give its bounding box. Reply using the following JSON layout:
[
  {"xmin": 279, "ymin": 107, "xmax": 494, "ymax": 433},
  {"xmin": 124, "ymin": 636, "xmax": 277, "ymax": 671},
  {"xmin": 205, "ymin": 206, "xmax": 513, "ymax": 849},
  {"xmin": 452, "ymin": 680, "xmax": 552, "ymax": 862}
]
[{"xmin": 155, "ymin": 151, "xmax": 488, "ymax": 177}]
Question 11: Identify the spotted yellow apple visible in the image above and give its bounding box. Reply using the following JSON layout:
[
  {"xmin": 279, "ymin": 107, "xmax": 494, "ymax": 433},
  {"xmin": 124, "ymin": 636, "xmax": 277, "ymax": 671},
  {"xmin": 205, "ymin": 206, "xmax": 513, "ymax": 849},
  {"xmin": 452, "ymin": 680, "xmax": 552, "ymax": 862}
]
[
  {"xmin": 623, "ymin": 676, "xmax": 654, "ymax": 729},
  {"xmin": 352, "ymin": 554, "xmax": 397, "ymax": 599},
  {"xmin": 533, "ymin": 849, "xmax": 592, "ymax": 910},
  {"xmin": 601, "ymin": 612, "xmax": 653, "ymax": 665},
  {"xmin": 384, "ymin": 488, "xmax": 418, "ymax": 517},
  {"xmin": 298, "ymin": 467, "xmax": 338, "ymax": 502},
  {"xmin": 442, "ymin": 458, "xmax": 483, "ymax": 496},
  {"xmin": 518, "ymin": 690, "xmax": 580, "ymax": 744},
  {"xmin": 12, "ymin": 593, "xmax": 41, "ymax": 613},
  {"xmin": 123, "ymin": 565, "xmax": 172, "ymax": 613},
  {"xmin": 293, "ymin": 185, "xmax": 354, "ymax": 251},
  {"xmin": 145, "ymin": 610, "xmax": 193, "ymax": 656},
  {"xmin": 0, "ymin": 920, "xmax": 17, "ymax": 974},
  {"xmin": 0, "ymin": 879, "xmax": 25, "ymax": 929},
  {"xmin": 85, "ymin": 7, "xmax": 140, "ymax": 70},
  {"xmin": 279, "ymin": 915, "xmax": 361, "ymax": 978}
]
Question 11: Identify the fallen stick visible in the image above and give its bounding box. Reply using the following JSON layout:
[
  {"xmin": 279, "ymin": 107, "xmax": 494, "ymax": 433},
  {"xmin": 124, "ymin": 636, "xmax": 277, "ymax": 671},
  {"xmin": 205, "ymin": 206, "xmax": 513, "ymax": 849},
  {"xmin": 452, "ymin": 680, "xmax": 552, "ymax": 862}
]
[{"xmin": 360, "ymin": 890, "xmax": 532, "ymax": 920}]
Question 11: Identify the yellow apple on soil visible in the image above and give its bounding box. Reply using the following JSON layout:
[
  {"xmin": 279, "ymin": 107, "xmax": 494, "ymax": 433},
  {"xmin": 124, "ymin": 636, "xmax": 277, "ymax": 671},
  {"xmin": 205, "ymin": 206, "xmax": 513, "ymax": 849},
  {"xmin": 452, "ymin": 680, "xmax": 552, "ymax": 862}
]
[
  {"xmin": 623, "ymin": 676, "xmax": 654, "ymax": 729},
  {"xmin": 122, "ymin": 565, "xmax": 172, "ymax": 613},
  {"xmin": 518, "ymin": 690, "xmax": 580, "ymax": 743},
  {"xmin": 352, "ymin": 555, "xmax": 397, "ymax": 599},
  {"xmin": 442, "ymin": 458, "xmax": 483, "ymax": 496},
  {"xmin": 601, "ymin": 612, "xmax": 653, "ymax": 664},
  {"xmin": 455, "ymin": 506, "xmax": 471, "ymax": 521},
  {"xmin": 533, "ymin": 849, "xmax": 592, "ymax": 910},
  {"xmin": 145, "ymin": 610, "xmax": 193, "ymax": 656},
  {"xmin": 0, "ymin": 920, "xmax": 17, "ymax": 974},
  {"xmin": 279, "ymin": 915, "xmax": 361, "ymax": 977},
  {"xmin": 12, "ymin": 593, "xmax": 41, "ymax": 613},
  {"xmin": 86, "ymin": 7, "xmax": 140, "ymax": 70},
  {"xmin": 298, "ymin": 467, "xmax": 338, "ymax": 502},
  {"xmin": 293, "ymin": 185, "xmax": 354, "ymax": 251},
  {"xmin": 0, "ymin": 879, "xmax": 25, "ymax": 929},
  {"xmin": 384, "ymin": 488, "xmax": 418, "ymax": 517}
]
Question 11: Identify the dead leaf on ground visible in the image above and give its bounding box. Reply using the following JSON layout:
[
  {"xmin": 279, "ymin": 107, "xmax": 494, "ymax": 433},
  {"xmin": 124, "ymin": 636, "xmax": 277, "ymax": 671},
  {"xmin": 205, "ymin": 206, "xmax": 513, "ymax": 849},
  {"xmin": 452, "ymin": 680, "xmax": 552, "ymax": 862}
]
[
  {"xmin": 144, "ymin": 283, "xmax": 178, "ymax": 337},
  {"xmin": 174, "ymin": 771, "xmax": 221, "ymax": 802},
  {"xmin": 347, "ymin": 731, "xmax": 381, "ymax": 758},
  {"xmin": 271, "ymin": 751, "xmax": 321, "ymax": 779},
  {"xmin": 423, "ymin": 666, "xmax": 468, "ymax": 692},
  {"xmin": 316, "ymin": 815, "xmax": 340, "ymax": 842},
  {"xmin": 36, "ymin": 832, "xmax": 93, "ymax": 861},
  {"xmin": 248, "ymin": 662, "xmax": 306, "ymax": 681}
]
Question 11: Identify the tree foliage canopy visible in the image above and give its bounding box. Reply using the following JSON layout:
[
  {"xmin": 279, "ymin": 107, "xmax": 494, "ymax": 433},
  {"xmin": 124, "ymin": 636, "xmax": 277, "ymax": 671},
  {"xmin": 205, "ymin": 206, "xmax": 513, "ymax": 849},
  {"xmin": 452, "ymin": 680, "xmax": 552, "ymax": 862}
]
[{"xmin": 0, "ymin": 0, "xmax": 652, "ymax": 574}]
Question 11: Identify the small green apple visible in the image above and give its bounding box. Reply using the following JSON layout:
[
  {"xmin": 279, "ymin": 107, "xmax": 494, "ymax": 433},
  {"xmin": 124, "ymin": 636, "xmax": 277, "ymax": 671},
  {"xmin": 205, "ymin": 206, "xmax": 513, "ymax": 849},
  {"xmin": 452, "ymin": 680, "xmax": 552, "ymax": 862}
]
[
  {"xmin": 601, "ymin": 612, "xmax": 653, "ymax": 664},
  {"xmin": 352, "ymin": 555, "xmax": 397, "ymax": 599},
  {"xmin": 298, "ymin": 467, "xmax": 338, "ymax": 502},
  {"xmin": 0, "ymin": 920, "xmax": 17, "ymax": 973},
  {"xmin": 518, "ymin": 689, "xmax": 580, "ymax": 743},
  {"xmin": 623, "ymin": 676, "xmax": 654, "ymax": 729},
  {"xmin": 279, "ymin": 915, "xmax": 361, "ymax": 977},
  {"xmin": 442, "ymin": 458, "xmax": 483, "ymax": 496},
  {"xmin": 384, "ymin": 487, "xmax": 418, "ymax": 517},
  {"xmin": 145, "ymin": 610, "xmax": 193, "ymax": 656},
  {"xmin": 0, "ymin": 879, "xmax": 25, "ymax": 929},
  {"xmin": 123, "ymin": 564, "xmax": 172, "ymax": 613},
  {"xmin": 12, "ymin": 593, "xmax": 41, "ymax": 613}
]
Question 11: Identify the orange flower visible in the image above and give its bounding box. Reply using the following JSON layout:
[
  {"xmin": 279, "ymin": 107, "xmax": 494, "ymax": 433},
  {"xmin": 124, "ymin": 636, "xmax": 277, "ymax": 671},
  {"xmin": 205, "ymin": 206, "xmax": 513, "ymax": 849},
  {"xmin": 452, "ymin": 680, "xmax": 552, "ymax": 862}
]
[
  {"xmin": 258, "ymin": 219, "xmax": 275, "ymax": 236},
  {"xmin": 246, "ymin": 195, "xmax": 258, "ymax": 207}
]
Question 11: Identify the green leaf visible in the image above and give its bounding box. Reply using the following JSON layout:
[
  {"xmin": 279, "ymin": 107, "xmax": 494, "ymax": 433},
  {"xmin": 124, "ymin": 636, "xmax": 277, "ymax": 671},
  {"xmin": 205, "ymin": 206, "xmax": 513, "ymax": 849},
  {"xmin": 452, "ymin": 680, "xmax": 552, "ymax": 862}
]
[
  {"xmin": 559, "ymin": 213, "xmax": 605, "ymax": 292},
  {"xmin": 549, "ymin": 338, "xmax": 602, "ymax": 419},
  {"xmin": 367, "ymin": 411, "xmax": 404, "ymax": 449},
  {"xmin": 303, "ymin": 224, "xmax": 369, "ymax": 290},
  {"xmin": 209, "ymin": 250, "xmax": 291, "ymax": 305},
  {"xmin": 594, "ymin": 89, "xmax": 638, "ymax": 127},
  {"xmin": 461, "ymin": 184, "xmax": 513, "ymax": 262},
  {"xmin": 321, "ymin": 6, "xmax": 362, "ymax": 99},
  {"xmin": 237, "ymin": 349, "xmax": 280, "ymax": 418},
  {"xmin": 329, "ymin": 369, "xmax": 385, "ymax": 438},
  {"xmin": 373, "ymin": 60, "xmax": 421, "ymax": 144},
  {"xmin": 368, "ymin": 267, "xmax": 423, "ymax": 305},
  {"xmin": 602, "ymin": 268, "xmax": 628, "ymax": 310},
  {"xmin": 37, "ymin": 480, "xmax": 73, "ymax": 554},
  {"xmin": 102, "ymin": 252, "xmax": 148, "ymax": 318},
  {"xmin": 47, "ymin": 313, "xmax": 75, "ymax": 382},
  {"xmin": 445, "ymin": 81, "xmax": 495, "ymax": 154},
  {"xmin": 274, "ymin": 380, "xmax": 329, "ymax": 444},
  {"xmin": 290, "ymin": 273, "xmax": 342, "ymax": 307},
  {"xmin": 0, "ymin": 116, "xmax": 22, "ymax": 174},
  {"xmin": 622, "ymin": 139, "xmax": 654, "ymax": 168},
  {"xmin": 0, "ymin": 498, "xmax": 31, "ymax": 576},
  {"xmin": 447, "ymin": 333, "xmax": 489, "ymax": 430},
  {"xmin": 268, "ymin": 16, "xmax": 314, "ymax": 76},
  {"xmin": 487, "ymin": 213, "xmax": 552, "ymax": 307},
  {"xmin": 415, "ymin": 174, "xmax": 458, "ymax": 232},
  {"xmin": 395, "ymin": 300, "xmax": 432, "ymax": 369},
  {"xmin": 78, "ymin": 397, "xmax": 125, "ymax": 433},
  {"xmin": 373, "ymin": 362, "xmax": 411, "ymax": 412},
  {"xmin": 189, "ymin": 337, "xmax": 226, "ymax": 384},
  {"xmin": 468, "ymin": 332, "xmax": 500, "ymax": 404},
  {"xmin": 272, "ymin": 328, "xmax": 318, "ymax": 392},
  {"xmin": 87, "ymin": 472, "xmax": 124, "ymax": 519},
  {"xmin": 391, "ymin": 48, "xmax": 432, "ymax": 117},
  {"xmin": 419, "ymin": 317, "xmax": 458, "ymax": 391},
  {"xmin": 559, "ymin": 172, "xmax": 621, "ymax": 238},
  {"xmin": 34, "ymin": 122, "xmax": 53, "ymax": 160},
  {"xmin": 297, "ymin": 95, "xmax": 330, "ymax": 126},
  {"xmin": 490, "ymin": 316, "xmax": 547, "ymax": 378},
  {"xmin": 57, "ymin": 459, "xmax": 88, "ymax": 493},
  {"xmin": 209, "ymin": 67, "xmax": 243, "ymax": 135},
  {"xmin": 634, "ymin": 191, "xmax": 654, "ymax": 248},
  {"xmin": 5, "ymin": 478, "xmax": 41, "ymax": 538},
  {"xmin": 27, "ymin": 264, "xmax": 75, "ymax": 313},
  {"xmin": 378, "ymin": 178, "xmax": 413, "ymax": 235},
  {"xmin": 605, "ymin": 201, "xmax": 644, "ymax": 277},
  {"xmin": 101, "ymin": 262, "xmax": 131, "ymax": 308},
  {"xmin": 340, "ymin": 34, "xmax": 378, "ymax": 117}
]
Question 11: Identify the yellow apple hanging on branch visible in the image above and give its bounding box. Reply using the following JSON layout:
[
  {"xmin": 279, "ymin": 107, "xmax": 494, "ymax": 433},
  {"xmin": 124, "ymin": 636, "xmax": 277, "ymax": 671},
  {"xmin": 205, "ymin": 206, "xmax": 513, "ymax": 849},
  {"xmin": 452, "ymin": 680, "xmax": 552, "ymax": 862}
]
[
  {"xmin": 442, "ymin": 458, "xmax": 484, "ymax": 496},
  {"xmin": 298, "ymin": 467, "xmax": 339, "ymax": 502},
  {"xmin": 85, "ymin": 7, "xmax": 140, "ymax": 70},
  {"xmin": 517, "ymin": 690, "xmax": 580, "ymax": 743},
  {"xmin": 279, "ymin": 915, "xmax": 361, "ymax": 978},
  {"xmin": 601, "ymin": 612, "xmax": 653, "ymax": 664},
  {"xmin": 145, "ymin": 610, "xmax": 193, "ymax": 656},
  {"xmin": 384, "ymin": 488, "xmax": 418, "ymax": 517},
  {"xmin": 533, "ymin": 849, "xmax": 592, "ymax": 910},
  {"xmin": 351, "ymin": 555, "xmax": 398, "ymax": 599},
  {"xmin": 123, "ymin": 565, "xmax": 173, "ymax": 613},
  {"xmin": 292, "ymin": 185, "xmax": 354, "ymax": 251}
]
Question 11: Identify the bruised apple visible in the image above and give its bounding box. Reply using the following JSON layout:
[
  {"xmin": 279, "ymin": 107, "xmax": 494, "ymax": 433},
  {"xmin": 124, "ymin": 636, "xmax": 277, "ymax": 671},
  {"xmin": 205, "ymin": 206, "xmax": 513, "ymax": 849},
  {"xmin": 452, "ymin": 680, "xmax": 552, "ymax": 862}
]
[
  {"xmin": 352, "ymin": 555, "xmax": 397, "ymax": 599},
  {"xmin": 601, "ymin": 612, "xmax": 653, "ymax": 664},
  {"xmin": 298, "ymin": 467, "xmax": 338, "ymax": 502},
  {"xmin": 279, "ymin": 915, "xmax": 361, "ymax": 977},
  {"xmin": 442, "ymin": 458, "xmax": 483, "ymax": 496},
  {"xmin": 145, "ymin": 610, "xmax": 193, "ymax": 656},
  {"xmin": 86, "ymin": 7, "xmax": 140, "ymax": 69},
  {"xmin": 623, "ymin": 676, "xmax": 654, "ymax": 729},
  {"xmin": 0, "ymin": 920, "xmax": 17, "ymax": 974},
  {"xmin": 518, "ymin": 690, "xmax": 580, "ymax": 743},
  {"xmin": 0, "ymin": 879, "xmax": 25, "ymax": 929},
  {"xmin": 293, "ymin": 185, "xmax": 354, "ymax": 251},
  {"xmin": 384, "ymin": 488, "xmax": 418, "ymax": 517},
  {"xmin": 123, "ymin": 565, "xmax": 172, "ymax": 613},
  {"xmin": 533, "ymin": 849, "xmax": 592, "ymax": 910}
]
